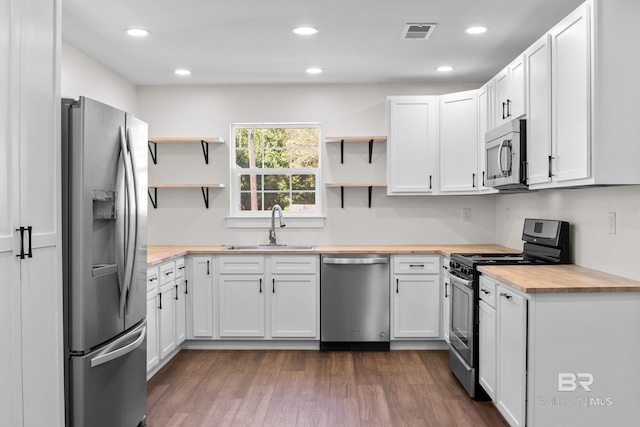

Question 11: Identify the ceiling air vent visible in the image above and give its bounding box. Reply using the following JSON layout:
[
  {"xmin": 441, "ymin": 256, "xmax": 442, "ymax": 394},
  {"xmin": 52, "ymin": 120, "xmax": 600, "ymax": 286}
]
[{"xmin": 401, "ymin": 23, "xmax": 437, "ymax": 40}]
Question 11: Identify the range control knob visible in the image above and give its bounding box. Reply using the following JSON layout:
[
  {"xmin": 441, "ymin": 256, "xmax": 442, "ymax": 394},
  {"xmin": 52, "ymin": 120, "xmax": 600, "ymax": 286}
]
[{"xmin": 449, "ymin": 261, "xmax": 454, "ymax": 268}]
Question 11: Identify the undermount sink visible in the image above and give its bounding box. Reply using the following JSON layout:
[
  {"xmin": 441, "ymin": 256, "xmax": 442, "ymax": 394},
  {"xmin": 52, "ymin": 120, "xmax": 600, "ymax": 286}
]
[{"xmin": 224, "ymin": 244, "xmax": 315, "ymax": 251}]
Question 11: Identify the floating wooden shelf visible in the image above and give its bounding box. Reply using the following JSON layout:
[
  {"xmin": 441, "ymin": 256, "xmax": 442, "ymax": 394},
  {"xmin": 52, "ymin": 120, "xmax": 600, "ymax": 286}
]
[
  {"xmin": 324, "ymin": 136, "xmax": 387, "ymax": 164},
  {"xmin": 325, "ymin": 183, "xmax": 387, "ymax": 208},
  {"xmin": 147, "ymin": 184, "xmax": 226, "ymax": 209},
  {"xmin": 147, "ymin": 137, "xmax": 225, "ymax": 165}
]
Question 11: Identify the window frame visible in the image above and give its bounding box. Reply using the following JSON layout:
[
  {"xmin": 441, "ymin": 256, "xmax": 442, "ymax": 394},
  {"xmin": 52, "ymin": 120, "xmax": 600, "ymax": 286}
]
[{"xmin": 228, "ymin": 122, "xmax": 323, "ymax": 223}]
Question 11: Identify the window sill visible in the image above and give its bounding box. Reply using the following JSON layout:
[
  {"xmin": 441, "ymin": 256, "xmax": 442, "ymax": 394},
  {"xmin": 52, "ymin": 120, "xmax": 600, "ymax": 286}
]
[{"xmin": 226, "ymin": 216, "xmax": 325, "ymax": 229}]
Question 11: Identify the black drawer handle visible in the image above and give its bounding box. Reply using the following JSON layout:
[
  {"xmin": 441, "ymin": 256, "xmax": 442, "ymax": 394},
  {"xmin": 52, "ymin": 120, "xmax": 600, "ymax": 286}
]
[
  {"xmin": 409, "ymin": 264, "xmax": 425, "ymax": 268},
  {"xmin": 481, "ymin": 288, "xmax": 490, "ymax": 294},
  {"xmin": 499, "ymin": 292, "xmax": 512, "ymax": 300}
]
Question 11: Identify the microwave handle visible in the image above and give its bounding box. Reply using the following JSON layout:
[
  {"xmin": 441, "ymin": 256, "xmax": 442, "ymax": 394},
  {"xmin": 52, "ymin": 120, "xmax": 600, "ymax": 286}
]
[{"xmin": 498, "ymin": 140, "xmax": 513, "ymax": 176}]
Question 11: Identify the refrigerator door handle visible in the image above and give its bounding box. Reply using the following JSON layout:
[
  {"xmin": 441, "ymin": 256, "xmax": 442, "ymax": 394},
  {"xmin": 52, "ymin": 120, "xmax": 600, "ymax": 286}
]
[
  {"xmin": 124, "ymin": 127, "xmax": 140, "ymax": 315},
  {"xmin": 118, "ymin": 126, "xmax": 137, "ymax": 318},
  {"xmin": 90, "ymin": 325, "xmax": 146, "ymax": 368}
]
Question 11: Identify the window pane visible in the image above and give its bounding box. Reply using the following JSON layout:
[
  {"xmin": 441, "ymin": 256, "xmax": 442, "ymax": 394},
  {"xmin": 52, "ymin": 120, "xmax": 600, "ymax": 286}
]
[
  {"xmin": 264, "ymin": 174, "xmax": 290, "ymax": 191},
  {"xmin": 291, "ymin": 128, "xmax": 319, "ymax": 148},
  {"xmin": 235, "ymin": 128, "xmax": 249, "ymax": 148},
  {"xmin": 292, "ymin": 148, "xmax": 318, "ymax": 168},
  {"xmin": 264, "ymin": 192, "xmax": 289, "ymax": 210},
  {"xmin": 264, "ymin": 148, "xmax": 291, "ymax": 168},
  {"xmin": 240, "ymin": 174, "xmax": 262, "ymax": 191},
  {"xmin": 264, "ymin": 128, "xmax": 290, "ymax": 149},
  {"xmin": 292, "ymin": 174, "xmax": 315, "ymax": 191},
  {"xmin": 291, "ymin": 192, "xmax": 316, "ymax": 212},
  {"xmin": 240, "ymin": 191, "xmax": 263, "ymax": 211}
]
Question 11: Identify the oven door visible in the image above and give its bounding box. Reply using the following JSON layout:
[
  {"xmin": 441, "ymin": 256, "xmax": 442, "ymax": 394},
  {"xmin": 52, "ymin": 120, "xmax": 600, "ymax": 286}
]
[{"xmin": 449, "ymin": 274, "xmax": 475, "ymax": 367}]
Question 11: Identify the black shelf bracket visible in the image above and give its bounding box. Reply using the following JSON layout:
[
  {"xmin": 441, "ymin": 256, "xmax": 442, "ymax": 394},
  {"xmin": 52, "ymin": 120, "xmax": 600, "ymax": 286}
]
[
  {"xmin": 368, "ymin": 186, "xmax": 373, "ymax": 208},
  {"xmin": 340, "ymin": 186, "xmax": 344, "ymax": 208},
  {"xmin": 200, "ymin": 140, "xmax": 209, "ymax": 164},
  {"xmin": 201, "ymin": 187, "xmax": 210, "ymax": 208},
  {"xmin": 148, "ymin": 187, "xmax": 158, "ymax": 209},
  {"xmin": 368, "ymin": 139, "xmax": 374, "ymax": 163},
  {"xmin": 340, "ymin": 139, "xmax": 344, "ymax": 164},
  {"xmin": 148, "ymin": 141, "xmax": 157, "ymax": 164}
]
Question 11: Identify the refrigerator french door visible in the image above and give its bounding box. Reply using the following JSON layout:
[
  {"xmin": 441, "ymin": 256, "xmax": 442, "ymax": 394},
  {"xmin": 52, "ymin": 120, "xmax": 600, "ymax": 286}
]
[{"xmin": 62, "ymin": 97, "xmax": 148, "ymax": 427}]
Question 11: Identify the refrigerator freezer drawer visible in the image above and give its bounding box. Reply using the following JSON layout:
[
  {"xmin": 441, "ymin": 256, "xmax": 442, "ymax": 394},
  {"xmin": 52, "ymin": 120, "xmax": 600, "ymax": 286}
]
[{"xmin": 69, "ymin": 321, "xmax": 147, "ymax": 427}]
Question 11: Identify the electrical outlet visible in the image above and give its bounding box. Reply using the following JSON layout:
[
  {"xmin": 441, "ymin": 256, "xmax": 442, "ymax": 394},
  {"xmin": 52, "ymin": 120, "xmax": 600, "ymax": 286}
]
[
  {"xmin": 462, "ymin": 208, "xmax": 472, "ymax": 222},
  {"xmin": 505, "ymin": 207, "xmax": 511, "ymax": 222},
  {"xmin": 608, "ymin": 212, "xmax": 616, "ymax": 235}
]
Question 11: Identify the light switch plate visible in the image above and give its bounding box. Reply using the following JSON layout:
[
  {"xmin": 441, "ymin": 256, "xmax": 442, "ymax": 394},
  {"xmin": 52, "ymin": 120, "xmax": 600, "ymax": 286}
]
[{"xmin": 608, "ymin": 212, "xmax": 616, "ymax": 235}]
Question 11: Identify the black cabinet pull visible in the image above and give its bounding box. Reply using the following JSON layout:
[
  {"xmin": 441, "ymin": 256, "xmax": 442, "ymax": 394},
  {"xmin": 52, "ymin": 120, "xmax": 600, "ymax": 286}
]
[
  {"xmin": 502, "ymin": 102, "xmax": 507, "ymax": 120},
  {"xmin": 482, "ymin": 171, "xmax": 485, "ymax": 186},
  {"xmin": 409, "ymin": 264, "xmax": 424, "ymax": 268},
  {"xmin": 500, "ymin": 292, "xmax": 512, "ymax": 300},
  {"xmin": 16, "ymin": 227, "xmax": 26, "ymax": 259},
  {"xmin": 548, "ymin": 156, "xmax": 554, "ymax": 178},
  {"xmin": 506, "ymin": 99, "xmax": 512, "ymax": 118},
  {"xmin": 445, "ymin": 282, "xmax": 449, "ymax": 298},
  {"xmin": 429, "ymin": 175, "xmax": 432, "ymax": 189},
  {"xmin": 159, "ymin": 293, "xmax": 162, "ymax": 309},
  {"xmin": 259, "ymin": 278, "xmax": 262, "ymax": 293},
  {"xmin": 26, "ymin": 226, "xmax": 32, "ymax": 258},
  {"xmin": 472, "ymin": 173, "xmax": 476, "ymax": 188},
  {"xmin": 396, "ymin": 278, "xmax": 399, "ymax": 293},
  {"xmin": 174, "ymin": 284, "xmax": 179, "ymax": 300},
  {"xmin": 185, "ymin": 279, "xmax": 188, "ymax": 295},
  {"xmin": 272, "ymin": 278, "xmax": 275, "ymax": 293},
  {"xmin": 207, "ymin": 260, "xmax": 210, "ymax": 275}
]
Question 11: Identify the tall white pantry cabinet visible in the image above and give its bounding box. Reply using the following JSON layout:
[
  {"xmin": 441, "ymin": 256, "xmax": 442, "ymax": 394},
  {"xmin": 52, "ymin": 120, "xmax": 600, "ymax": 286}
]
[{"xmin": 0, "ymin": 1, "xmax": 64, "ymax": 427}]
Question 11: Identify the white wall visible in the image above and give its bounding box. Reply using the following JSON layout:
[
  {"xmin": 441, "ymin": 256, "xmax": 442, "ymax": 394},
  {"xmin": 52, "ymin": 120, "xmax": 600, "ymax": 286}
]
[
  {"xmin": 495, "ymin": 186, "xmax": 640, "ymax": 280},
  {"xmin": 138, "ymin": 83, "xmax": 500, "ymax": 247},
  {"xmin": 61, "ymin": 43, "xmax": 138, "ymax": 114}
]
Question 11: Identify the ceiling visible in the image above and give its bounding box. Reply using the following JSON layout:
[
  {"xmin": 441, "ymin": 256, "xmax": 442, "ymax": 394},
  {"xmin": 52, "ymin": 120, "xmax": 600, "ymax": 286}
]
[{"xmin": 62, "ymin": 0, "xmax": 586, "ymax": 86}]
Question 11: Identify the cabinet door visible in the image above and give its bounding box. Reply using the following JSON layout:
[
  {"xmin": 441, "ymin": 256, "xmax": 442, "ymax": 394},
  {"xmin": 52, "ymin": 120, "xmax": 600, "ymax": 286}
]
[
  {"xmin": 526, "ymin": 35, "xmax": 553, "ymax": 185},
  {"xmin": 387, "ymin": 96, "xmax": 439, "ymax": 194},
  {"xmin": 496, "ymin": 285, "xmax": 527, "ymax": 427},
  {"xmin": 146, "ymin": 291, "xmax": 159, "ymax": 372},
  {"xmin": 509, "ymin": 55, "xmax": 526, "ymax": 119},
  {"xmin": 175, "ymin": 279, "xmax": 187, "ymax": 345},
  {"xmin": 479, "ymin": 300, "xmax": 497, "ymax": 401},
  {"xmin": 190, "ymin": 256, "xmax": 214, "ymax": 338},
  {"xmin": 219, "ymin": 275, "xmax": 265, "ymax": 337},
  {"xmin": 477, "ymin": 83, "xmax": 491, "ymax": 189},
  {"xmin": 392, "ymin": 274, "xmax": 440, "ymax": 338},
  {"xmin": 159, "ymin": 284, "xmax": 176, "ymax": 359},
  {"xmin": 440, "ymin": 90, "xmax": 480, "ymax": 193},
  {"xmin": 550, "ymin": 2, "xmax": 591, "ymax": 183},
  {"xmin": 271, "ymin": 275, "xmax": 318, "ymax": 338},
  {"xmin": 494, "ymin": 68, "xmax": 510, "ymax": 126}
]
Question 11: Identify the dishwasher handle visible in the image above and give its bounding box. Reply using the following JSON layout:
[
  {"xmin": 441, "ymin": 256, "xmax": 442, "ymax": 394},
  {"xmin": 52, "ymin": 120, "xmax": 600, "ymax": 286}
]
[{"xmin": 322, "ymin": 257, "xmax": 388, "ymax": 265}]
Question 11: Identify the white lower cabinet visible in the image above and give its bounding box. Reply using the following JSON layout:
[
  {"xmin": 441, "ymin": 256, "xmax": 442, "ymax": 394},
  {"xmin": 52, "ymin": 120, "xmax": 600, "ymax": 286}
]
[
  {"xmin": 496, "ymin": 284, "xmax": 527, "ymax": 427},
  {"xmin": 146, "ymin": 289, "xmax": 160, "ymax": 372},
  {"xmin": 478, "ymin": 276, "xmax": 497, "ymax": 401},
  {"xmin": 441, "ymin": 257, "xmax": 451, "ymax": 343},
  {"xmin": 159, "ymin": 282, "xmax": 177, "ymax": 359},
  {"xmin": 175, "ymin": 278, "xmax": 187, "ymax": 345},
  {"xmin": 391, "ymin": 255, "xmax": 441, "ymax": 339},
  {"xmin": 189, "ymin": 256, "xmax": 214, "ymax": 338},
  {"xmin": 218, "ymin": 255, "xmax": 319, "ymax": 340},
  {"xmin": 219, "ymin": 274, "xmax": 266, "ymax": 337}
]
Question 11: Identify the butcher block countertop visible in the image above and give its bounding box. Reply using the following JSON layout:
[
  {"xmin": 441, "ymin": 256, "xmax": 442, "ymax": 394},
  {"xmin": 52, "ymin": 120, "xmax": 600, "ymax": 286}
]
[
  {"xmin": 147, "ymin": 244, "xmax": 518, "ymax": 266},
  {"xmin": 479, "ymin": 264, "xmax": 640, "ymax": 294}
]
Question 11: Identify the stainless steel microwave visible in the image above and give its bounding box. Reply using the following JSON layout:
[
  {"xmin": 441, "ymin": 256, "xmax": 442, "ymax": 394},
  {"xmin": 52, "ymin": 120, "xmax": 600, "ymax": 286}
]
[{"xmin": 485, "ymin": 119, "xmax": 527, "ymax": 191}]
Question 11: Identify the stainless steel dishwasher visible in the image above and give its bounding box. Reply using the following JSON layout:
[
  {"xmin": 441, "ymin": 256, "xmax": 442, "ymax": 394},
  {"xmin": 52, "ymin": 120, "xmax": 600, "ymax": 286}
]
[{"xmin": 320, "ymin": 254, "xmax": 390, "ymax": 351}]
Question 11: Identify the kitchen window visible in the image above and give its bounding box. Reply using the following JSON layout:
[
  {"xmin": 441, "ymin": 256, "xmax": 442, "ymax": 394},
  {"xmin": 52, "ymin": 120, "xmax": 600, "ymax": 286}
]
[{"xmin": 229, "ymin": 123, "xmax": 322, "ymax": 226}]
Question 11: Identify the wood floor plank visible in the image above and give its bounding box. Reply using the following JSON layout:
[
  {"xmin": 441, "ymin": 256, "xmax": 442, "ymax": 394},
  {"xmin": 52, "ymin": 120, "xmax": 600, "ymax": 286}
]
[{"xmin": 145, "ymin": 349, "xmax": 508, "ymax": 427}]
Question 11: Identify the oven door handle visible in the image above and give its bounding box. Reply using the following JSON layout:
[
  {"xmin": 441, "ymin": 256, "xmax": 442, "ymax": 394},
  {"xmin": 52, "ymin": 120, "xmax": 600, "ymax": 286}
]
[{"xmin": 449, "ymin": 273, "xmax": 473, "ymax": 289}]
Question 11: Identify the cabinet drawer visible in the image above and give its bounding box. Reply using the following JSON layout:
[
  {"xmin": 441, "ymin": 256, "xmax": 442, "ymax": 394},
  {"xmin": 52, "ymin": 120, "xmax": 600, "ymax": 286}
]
[
  {"xmin": 147, "ymin": 267, "xmax": 159, "ymax": 292},
  {"xmin": 175, "ymin": 257, "xmax": 186, "ymax": 279},
  {"xmin": 479, "ymin": 275, "xmax": 497, "ymax": 308},
  {"xmin": 159, "ymin": 261, "xmax": 176, "ymax": 286},
  {"xmin": 218, "ymin": 256, "xmax": 265, "ymax": 274},
  {"xmin": 393, "ymin": 255, "xmax": 439, "ymax": 274},
  {"xmin": 270, "ymin": 256, "xmax": 318, "ymax": 275}
]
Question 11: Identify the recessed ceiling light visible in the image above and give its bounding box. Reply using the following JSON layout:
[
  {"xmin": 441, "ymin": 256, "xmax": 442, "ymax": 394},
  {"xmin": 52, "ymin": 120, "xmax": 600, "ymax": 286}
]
[
  {"xmin": 174, "ymin": 69, "xmax": 192, "ymax": 76},
  {"xmin": 437, "ymin": 66, "xmax": 454, "ymax": 72},
  {"xmin": 465, "ymin": 26, "xmax": 488, "ymax": 35},
  {"xmin": 293, "ymin": 26, "xmax": 319, "ymax": 35},
  {"xmin": 306, "ymin": 67, "xmax": 323, "ymax": 74},
  {"xmin": 126, "ymin": 28, "xmax": 150, "ymax": 37}
]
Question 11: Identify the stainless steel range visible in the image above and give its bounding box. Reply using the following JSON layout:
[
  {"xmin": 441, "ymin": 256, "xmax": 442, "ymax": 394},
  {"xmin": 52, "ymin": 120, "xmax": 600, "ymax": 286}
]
[{"xmin": 448, "ymin": 218, "xmax": 570, "ymax": 399}]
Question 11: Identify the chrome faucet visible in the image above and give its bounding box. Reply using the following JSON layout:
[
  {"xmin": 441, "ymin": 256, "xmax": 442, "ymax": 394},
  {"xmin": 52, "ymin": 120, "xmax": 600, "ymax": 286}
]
[{"xmin": 269, "ymin": 204, "xmax": 286, "ymax": 245}]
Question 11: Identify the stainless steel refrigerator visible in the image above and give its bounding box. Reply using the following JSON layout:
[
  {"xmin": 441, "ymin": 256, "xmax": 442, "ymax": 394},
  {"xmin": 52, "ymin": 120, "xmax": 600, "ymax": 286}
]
[{"xmin": 62, "ymin": 97, "xmax": 148, "ymax": 427}]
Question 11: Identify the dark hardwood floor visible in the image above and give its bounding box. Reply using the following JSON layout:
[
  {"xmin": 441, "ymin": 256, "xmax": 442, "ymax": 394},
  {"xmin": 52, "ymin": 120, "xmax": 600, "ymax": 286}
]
[{"xmin": 147, "ymin": 350, "xmax": 508, "ymax": 427}]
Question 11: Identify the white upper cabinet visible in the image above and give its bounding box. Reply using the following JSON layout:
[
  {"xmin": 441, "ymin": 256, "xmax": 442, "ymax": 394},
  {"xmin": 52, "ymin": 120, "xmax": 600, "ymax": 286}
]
[
  {"xmin": 387, "ymin": 96, "xmax": 440, "ymax": 195},
  {"xmin": 440, "ymin": 90, "xmax": 481, "ymax": 193},
  {"xmin": 494, "ymin": 54, "xmax": 526, "ymax": 127},
  {"xmin": 525, "ymin": 34, "xmax": 553, "ymax": 186},
  {"xmin": 527, "ymin": 0, "xmax": 640, "ymax": 188}
]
